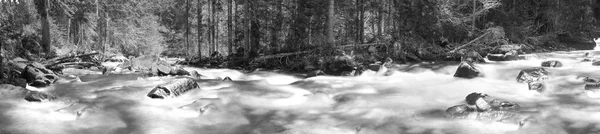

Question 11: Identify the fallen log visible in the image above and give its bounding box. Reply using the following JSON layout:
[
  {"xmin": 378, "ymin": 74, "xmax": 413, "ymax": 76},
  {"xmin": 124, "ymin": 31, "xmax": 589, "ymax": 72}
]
[
  {"xmin": 147, "ymin": 78, "xmax": 199, "ymax": 99},
  {"xmin": 448, "ymin": 32, "xmax": 491, "ymax": 54},
  {"xmin": 43, "ymin": 51, "xmax": 100, "ymax": 67}
]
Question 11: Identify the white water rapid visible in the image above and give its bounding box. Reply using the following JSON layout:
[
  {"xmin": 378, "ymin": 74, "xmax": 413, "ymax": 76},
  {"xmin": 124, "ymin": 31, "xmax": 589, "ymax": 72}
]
[{"xmin": 4, "ymin": 51, "xmax": 600, "ymax": 134}]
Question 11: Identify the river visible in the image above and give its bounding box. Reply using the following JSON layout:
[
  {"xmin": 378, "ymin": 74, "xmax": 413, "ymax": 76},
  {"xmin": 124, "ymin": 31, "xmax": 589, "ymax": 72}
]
[{"xmin": 3, "ymin": 51, "xmax": 600, "ymax": 134}]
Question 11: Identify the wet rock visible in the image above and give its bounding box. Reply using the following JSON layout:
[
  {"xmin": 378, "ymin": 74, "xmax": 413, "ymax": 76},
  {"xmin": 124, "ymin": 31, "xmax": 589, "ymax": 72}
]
[
  {"xmin": 461, "ymin": 50, "xmax": 486, "ymax": 63},
  {"xmin": 490, "ymin": 101, "xmax": 520, "ymax": 111},
  {"xmin": 189, "ymin": 71, "xmax": 203, "ymax": 79},
  {"xmin": 465, "ymin": 92, "xmax": 491, "ymax": 111},
  {"xmin": 305, "ymin": 70, "xmax": 326, "ymax": 78},
  {"xmin": 585, "ymin": 83, "xmax": 600, "ymax": 91},
  {"xmin": 468, "ymin": 110, "xmax": 532, "ymax": 125},
  {"xmin": 516, "ymin": 68, "xmax": 549, "ymax": 83},
  {"xmin": 487, "ymin": 53, "xmax": 519, "ymax": 61},
  {"xmin": 24, "ymin": 91, "xmax": 56, "ymax": 102},
  {"xmin": 147, "ymin": 78, "xmax": 199, "ymax": 99},
  {"xmin": 465, "ymin": 92, "xmax": 520, "ymax": 111},
  {"xmin": 150, "ymin": 64, "xmax": 172, "ymax": 76},
  {"xmin": 169, "ymin": 67, "xmax": 190, "ymax": 76},
  {"xmin": 583, "ymin": 77, "xmax": 600, "ymax": 84},
  {"xmin": 453, "ymin": 62, "xmax": 483, "ymax": 79},
  {"xmin": 541, "ymin": 60, "xmax": 562, "ymax": 68},
  {"xmin": 5, "ymin": 78, "xmax": 27, "ymax": 88},
  {"xmin": 491, "ymin": 44, "xmax": 522, "ymax": 54},
  {"xmin": 222, "ymin": 77, "xmax": 233, "ymax": 81},
  {"xmin": 592, "ymin": 61, "xmax": 600, "ymax": 66},
  {"xmin": 528, "ymin": 81, "xmax": 545, "ymax": 92},
  {"xmin": 367, "ymin": 64, "xmax": 383, "ymax": 72}
]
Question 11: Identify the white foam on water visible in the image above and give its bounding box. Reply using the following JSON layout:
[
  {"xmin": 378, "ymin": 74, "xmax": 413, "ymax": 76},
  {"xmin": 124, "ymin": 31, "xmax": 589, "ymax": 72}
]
[{"xmin": 5, "ymin": 51, "xmax": 600, "ymax": 133}]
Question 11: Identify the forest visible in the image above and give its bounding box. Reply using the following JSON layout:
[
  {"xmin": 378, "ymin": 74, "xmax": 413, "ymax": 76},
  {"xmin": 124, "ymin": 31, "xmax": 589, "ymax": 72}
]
[{"xmin": 1, "ymin": 0, "xmax": 600, "ymax": 73}]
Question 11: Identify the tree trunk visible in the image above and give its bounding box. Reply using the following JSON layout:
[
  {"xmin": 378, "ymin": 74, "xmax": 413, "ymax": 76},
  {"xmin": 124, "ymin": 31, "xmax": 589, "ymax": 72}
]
[
  {"xmin": 228, "ymin": 0, "xmax": 233, "ymax": 55},
  {"xmin": 198, "ymin": 0, "xmax": 203, "ymax": 57},
  {"xmin": 208, "ymin": 0, "xmax": 213, "ymax": 53},
  {"xmin": 185, "ymin": 0, "xmax": 191, "ymax": 57},
  {"xmin": 41, "ymin": 0, "xmax": 51, "ymax": 54},
  {"xmin": 326, "ymin": 0, "xmax": 335, "ymax": 47},
  {"xmin": 377, "ymin": 0, "xmax": 383, "ymax": 38},
  {"xmin": 244, "ymin": 0, "xmax": 250, "ymax": 58},
  {"xmin": 357, "ymin": 0, "xmax": 364, "ymax": 43},
  {"xmin": 213, "ymin": 0, "xmax": 218, "ymax": 54},
  {"xmin": 270, "ymin": 0, "xmax": 282, "ymax": 54}
]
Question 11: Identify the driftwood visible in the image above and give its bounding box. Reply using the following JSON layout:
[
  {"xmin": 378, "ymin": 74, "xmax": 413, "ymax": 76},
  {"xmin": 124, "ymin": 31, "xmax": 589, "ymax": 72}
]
[
  {"xmin": 43, "ymin": 52, "xmax": 100, "ymax": 67},
  {"xmin": 448, "ymin": 32, "xmax": 491, "ymax": 53}
]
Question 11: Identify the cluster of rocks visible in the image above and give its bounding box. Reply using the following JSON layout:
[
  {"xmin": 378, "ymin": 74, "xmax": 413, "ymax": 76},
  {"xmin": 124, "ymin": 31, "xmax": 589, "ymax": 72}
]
[
  {"xmin": 446, "ymin": 92, "xmax": 531, "ymax": 126},
  {"xmin": 517, "ymin": 67, "xmax": 549, "ymax": 92},
  {"xmin": 0, "ymin": 84, "xmax": 56, "ymax": 102},
  {"xmin": 304, "ymin": 56, "xmax": 396, "ymax": 78},
  {"xmin": 486, "ymin": 45, "xmax": 523, "ymax": 61},
  {"xmin": 103, "ymin": 55, "xmax": 202, "ymax": 79},
  {"xmin": 7, "ymin": 58, "xmax": 59, "ymax": 88}
]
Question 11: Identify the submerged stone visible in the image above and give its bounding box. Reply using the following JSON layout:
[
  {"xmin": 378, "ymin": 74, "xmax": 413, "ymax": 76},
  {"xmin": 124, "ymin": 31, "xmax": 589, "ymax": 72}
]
[
  {"xmin": 528, "ymin": 81, "xmax": 545, "ymax": 92},
  {"xmin": 541, "ymin": 60, "xmax": 562, "ymax": 68},
  {"xmin": 446, "ymin": 104, "xmax": 475, "ymax": 118}
]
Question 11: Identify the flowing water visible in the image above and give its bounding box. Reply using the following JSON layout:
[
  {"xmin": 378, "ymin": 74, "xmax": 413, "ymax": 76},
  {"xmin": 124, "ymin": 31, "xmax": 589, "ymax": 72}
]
[{"xmin": 4, "ymin": 51, "xmax": 600, "ymax": 134}]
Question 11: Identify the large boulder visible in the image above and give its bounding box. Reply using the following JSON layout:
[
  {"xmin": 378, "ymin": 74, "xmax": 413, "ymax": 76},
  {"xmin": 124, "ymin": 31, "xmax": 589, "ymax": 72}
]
[
  {"xmin": 150, "ymin": 64, "xmax": 172, "ymax": 76},
  {"xmin": 516, "ymin": 68, "xmax": 549, "ymax": 83},
  {"xmin": 169, "ymin": 67, "xmax": 190, "ymax": 76},
  {"xmin": 147, "ymin": 78, "xmax": 199, "ymax": 99},
  {"xmin": 454, "ymin": 62, "xmax": 483, "ymax": 79},
  {"xmin": 541, "ymin": 60, "xmax": 562, "ymax": 68},
  {"xmin": 21, "ymin": 62, "xmax": 59, "ymax": 87}
]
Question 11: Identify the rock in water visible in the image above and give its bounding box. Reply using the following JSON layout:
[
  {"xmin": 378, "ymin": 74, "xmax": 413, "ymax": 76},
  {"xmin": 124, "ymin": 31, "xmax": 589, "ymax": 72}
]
[
  {"xmin": 454, "ymin": 62, "xmax": 483, "ymax": 79},
  {"xmin": 24, "ymin": 91, "xmax": 56, "ymax": 102},
  {"xmin": 222, "ymin": 77, "xmax": 233, "ymax": 81},
  {"xmin": 516, "ymin": 68, "xmax": 549, "ymax": 83},
  {"xmin": 593, "ymin": 61, "xmax": 600, "ymax": 66},
  {"xmin": 528, "ymin": 81, "xmax": 545, "ymax": 92},
  {"xmin": 305, "ymin": 70, "xmax": 326, "ymax": 78},
  {"xmin": 169, "ymin": 67, "xmax": 190, "ymax": 76},
  {"xmin": 541, "ymin": 60, "xmax": 562, "ymax": 67},
  {"xmin": 189, "ymin": 71, "xmax": 203, "ymax": 79},
  {"xmin": 446, "ymin": 104, "xmax": 474, "ymax": 118},
  {"xmin": 468, "ymin": 111, "xmax": 532, "ymax": 125},
  {"xmin": 147, "ymin": 78, "xmax": 199, "ymax": 99}
]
